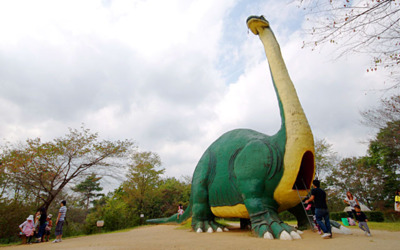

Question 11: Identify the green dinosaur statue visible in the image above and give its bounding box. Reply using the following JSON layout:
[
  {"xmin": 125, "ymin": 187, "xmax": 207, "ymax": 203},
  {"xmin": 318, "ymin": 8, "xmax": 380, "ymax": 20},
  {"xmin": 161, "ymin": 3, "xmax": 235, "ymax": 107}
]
[{"xmin": 147, "ymin": 16, "xmax": 316, "ymax": 240}]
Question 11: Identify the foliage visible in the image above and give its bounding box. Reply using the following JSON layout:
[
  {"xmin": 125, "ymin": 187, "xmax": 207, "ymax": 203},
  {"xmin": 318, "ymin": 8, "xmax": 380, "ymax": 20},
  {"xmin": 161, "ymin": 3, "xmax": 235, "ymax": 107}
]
[
  {"xmin": 0, "ymin": 126, "xmax": 135, "ymax": 210},
  {"xmin": 151, "ymin": 177, "xmax": 191, "ymax": 217},
  {"xmin": 326, "ymin": 191, "xmax": 347, "ymax": 212},
  {"xmin": 314, "ymin": 138, "xmax": 338, "ymax": 180},
  {"xmin": 367, "ymin": 120, "xmax": 400, "ymax": 207},
  {"xmin": 84, "ymin": 190, "xmax": 138, "ymax": 234},
  {"xmin": 123, "ymin": 151, "xmax": 165, "ymax": 218},
  {"xmin": 0, "ymin": 199, "xmax": 36, "ymax": 244},
  {"xmin": 382, "ymin": 210, "xmax": 400, "ymax": 222},
  {"xmin": 326, "ymin": 156, "xmax": 385, "ymax": 209},
  {"xmin": 359, "ymin": 94, "xmax": 400, "ymax": 208},
  {"xmin": 298, "ymin": 0, "xmax": 400, "ymax": 85},
  {"xmin": 279, "ymin": 211, "xmax": 296, "ymax": 221},
  {"xmin": 72, "ymin": 173, "xmax": 104, "ymax": 210}
]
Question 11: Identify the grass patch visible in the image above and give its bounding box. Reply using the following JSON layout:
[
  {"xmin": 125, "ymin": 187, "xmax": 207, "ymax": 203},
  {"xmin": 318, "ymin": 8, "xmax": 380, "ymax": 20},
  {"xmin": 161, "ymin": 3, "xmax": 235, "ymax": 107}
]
[
  {"xmin": 341, "ymin": 221, "xmax": 400, "ymax": 232},
  {"xmin": 177, "ymin": 218, "xmax": 192, "ymax": 230},
  {"xmin": 0, "ymin": 241, "xmax": 21, "ymax": 247}
]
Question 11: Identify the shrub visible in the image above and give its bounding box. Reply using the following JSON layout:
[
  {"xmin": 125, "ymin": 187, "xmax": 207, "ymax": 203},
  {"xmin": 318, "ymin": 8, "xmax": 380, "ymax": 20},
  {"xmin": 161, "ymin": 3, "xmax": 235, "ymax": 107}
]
[
  {"xmin": 0, "ymin": 199, "xmax": 36, "ymax": 244},
  {"xmin": 279, "ymin": 211, "xmax": 296, "ymax": 221},
  {"xmin": 330, "ymin": 212, "xmax": 348, "ymax": 221},
  {"xmin": 383, "ymin": 210, "xmax": 400, "ymax": 222}
]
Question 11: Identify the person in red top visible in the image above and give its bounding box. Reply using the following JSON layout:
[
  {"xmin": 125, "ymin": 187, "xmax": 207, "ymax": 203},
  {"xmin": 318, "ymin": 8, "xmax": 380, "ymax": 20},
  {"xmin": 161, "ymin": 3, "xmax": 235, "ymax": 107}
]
[{"xmin": 44, "ymin": 214, "xmax": 53, "ymax": 242}]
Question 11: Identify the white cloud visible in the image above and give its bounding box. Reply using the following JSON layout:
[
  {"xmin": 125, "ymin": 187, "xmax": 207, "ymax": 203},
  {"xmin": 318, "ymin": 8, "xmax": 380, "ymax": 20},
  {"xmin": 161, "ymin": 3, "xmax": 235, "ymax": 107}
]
[{"xmin": 0, "ymin": 0, "xmax": 391, "ymax": 188}]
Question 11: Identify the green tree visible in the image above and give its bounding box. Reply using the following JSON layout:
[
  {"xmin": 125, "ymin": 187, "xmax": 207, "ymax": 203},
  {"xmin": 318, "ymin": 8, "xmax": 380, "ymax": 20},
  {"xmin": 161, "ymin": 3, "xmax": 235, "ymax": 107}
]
[
  {"xmin": 72, "ymin": 173, "xmax": 104, "ymax": 210},
  {"xmin": 0, "ymin": 126, "xmax": 135, "ymax": 210},
  {"xmin": 152, "ymin": 177, "xmax": 191, "ymax": 217},
  {"xmin": 360, "ymin": 95, "xmax": 400, "ymax": 207},
  {"xmin": 367, "ymin": 120, "xmax": 400, "ymax": 207},
  {"xmin": 326, "ymin": 156, "xmax": 385, "ymax": 209},
  {"xmin": 85, "ymin": 188, "xmax": 137, "ymax": 234},
  {"xmin": 314, "ymin": 138, "xmax": 338, "ymax": 180},
  {"xmin": 123, "ymin": 151, "xmax": 165, "ymax": 218},
  {"xmin": 298, "ymin": 0, "xmax": 400, "ymax": 85}
]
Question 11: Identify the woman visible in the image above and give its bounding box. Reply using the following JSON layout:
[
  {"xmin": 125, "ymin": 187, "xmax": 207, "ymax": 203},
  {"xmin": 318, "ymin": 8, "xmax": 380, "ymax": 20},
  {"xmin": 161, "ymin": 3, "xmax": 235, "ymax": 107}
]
[
  {"xmin": 36, "ymin": 207, "xmax": 47, "ymax": 243},
  {"xmin": 19, "ymin": 215, "xmax": 35, "ymax": 244},
  {"xmin": 395, "ymin": 190, "xmax": 400, "ymax": 212},
  {"xmin": 344, "ymin": 191, "xmax": 359, "ymax": 219}
]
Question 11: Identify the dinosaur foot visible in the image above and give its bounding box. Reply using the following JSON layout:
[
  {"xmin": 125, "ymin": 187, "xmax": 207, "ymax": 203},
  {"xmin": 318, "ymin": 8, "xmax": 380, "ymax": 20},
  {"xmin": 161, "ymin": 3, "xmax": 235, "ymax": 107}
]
[
  {"xmin": 192, "ymin": 220, "xmax": 227, "ymax": 233},
  {"xmin": 251, "ymin": 212, "xmax": 302, "ymax": 240}
]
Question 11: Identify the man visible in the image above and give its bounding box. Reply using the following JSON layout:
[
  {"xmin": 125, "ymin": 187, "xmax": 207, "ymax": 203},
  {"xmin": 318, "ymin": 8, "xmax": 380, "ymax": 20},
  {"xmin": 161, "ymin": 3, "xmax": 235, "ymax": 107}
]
[
  {"xmin": 53, "ymin": 200, "xmax": 67, "ymax": 243},
  {"xmin": 305, "ymin": 180, "xmax": 332, "ymax": 239}
]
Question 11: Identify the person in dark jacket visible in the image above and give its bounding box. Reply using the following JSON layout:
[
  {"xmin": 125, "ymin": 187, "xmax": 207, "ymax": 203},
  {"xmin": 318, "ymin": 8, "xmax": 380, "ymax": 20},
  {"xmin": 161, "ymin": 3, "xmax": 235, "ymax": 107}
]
[
  {"xmin": 36, "ymin": 207, "xmax": 47, "ymax": 243},
  {"xmin": 354, "ymin": 205, "xmax": 371, "ymax": 236},
  {"xmin": 305, "ymin": 180, "xmax": 332, "ymax": 239}
]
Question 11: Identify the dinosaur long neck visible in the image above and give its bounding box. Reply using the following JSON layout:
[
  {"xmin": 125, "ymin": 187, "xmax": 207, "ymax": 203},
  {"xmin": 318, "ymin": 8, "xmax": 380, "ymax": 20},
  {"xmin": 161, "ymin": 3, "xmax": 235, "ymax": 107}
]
[
  {"xmin": 256, "ymin": 27, "xmax": 308, "ymax": 138},
  {"xmin": 256, "ymin": 25, "xmax": 315, "ymax": 211}
]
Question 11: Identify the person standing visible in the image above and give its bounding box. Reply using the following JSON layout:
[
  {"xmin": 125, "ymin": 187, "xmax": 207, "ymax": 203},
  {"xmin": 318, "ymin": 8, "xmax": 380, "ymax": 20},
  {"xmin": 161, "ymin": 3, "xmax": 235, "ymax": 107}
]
[
  {"xmin": 36, "ymin": 207, "xmax": 47, "ymax": 243},
  {"xmin": 343, "ymin": 191, "xmax": 359, "ymax": 218},
  {"xmin": 305, "ymin": 180, "xmax": 332, "ymax": 239},
  {"xmin": 53, "ymin": 200, "xmax": 67, "ymax": 243},
  {"xmin": 33, "ymin": 210, "xmax": 40, "ymax": 239},
  {"xmin": 395, "ymin": 190, "xmax": 400, "ymax": 212}
]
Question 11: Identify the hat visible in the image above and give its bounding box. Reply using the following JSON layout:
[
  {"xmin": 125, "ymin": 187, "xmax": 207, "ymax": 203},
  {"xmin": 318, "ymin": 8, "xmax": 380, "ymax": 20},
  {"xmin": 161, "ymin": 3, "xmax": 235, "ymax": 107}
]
[
  {"xmin": 27, "ymin": 215, "xmax": 34, "ymax": 221},
  {"xmin": 47, "ymin": 214, "xmax": 52, "ymax": 218}
]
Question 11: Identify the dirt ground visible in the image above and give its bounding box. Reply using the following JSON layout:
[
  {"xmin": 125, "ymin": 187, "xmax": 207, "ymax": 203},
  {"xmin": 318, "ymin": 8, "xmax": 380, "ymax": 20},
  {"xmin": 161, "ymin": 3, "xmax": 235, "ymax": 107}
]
[{"xmin": 4, "ymin": 224, "xmax": 400, "ymax": 250}]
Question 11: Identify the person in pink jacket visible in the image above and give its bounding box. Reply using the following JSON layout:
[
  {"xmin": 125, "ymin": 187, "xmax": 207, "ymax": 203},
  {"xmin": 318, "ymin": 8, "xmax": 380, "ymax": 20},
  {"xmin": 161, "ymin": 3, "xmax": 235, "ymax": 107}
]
[{"xmin": 19, "ymin": 215, "xmax": 35, "ymax": 244}]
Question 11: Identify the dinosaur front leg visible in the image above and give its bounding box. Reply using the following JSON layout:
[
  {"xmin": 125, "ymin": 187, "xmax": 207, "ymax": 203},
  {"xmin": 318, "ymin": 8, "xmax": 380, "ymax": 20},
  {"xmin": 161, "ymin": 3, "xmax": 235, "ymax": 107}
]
[
  {"xmin": 191, "ymin": 151, "xmax": 227, "ymax": 233},
  {"xmin": 235, "ymin": 140, "xmax": 301, "ymax": 240}
]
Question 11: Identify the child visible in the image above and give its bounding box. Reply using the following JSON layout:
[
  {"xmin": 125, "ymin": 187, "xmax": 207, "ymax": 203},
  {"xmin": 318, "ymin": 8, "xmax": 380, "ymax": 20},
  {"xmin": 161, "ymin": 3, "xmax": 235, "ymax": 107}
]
[
  {"xmin": 19, "ymin": 215, "xmax": 35, "ymax": 244},
  {"xmin": 34, "ymin": 210, "xmax": 40, "ymax": 240},
  {"xmin": 304, "ymin": 198, "xmax": 322, "ymax": 234},
  {"xmin": 177, "ymin": 204, "xmax": 184, "ymax": 219},
  {"xmin": 44, "ymin": 214, "xmax": 53, "ymax": 242},
  {"xmin": 354, "ymin": 205, "xmax": 371, "ymax": 237}
]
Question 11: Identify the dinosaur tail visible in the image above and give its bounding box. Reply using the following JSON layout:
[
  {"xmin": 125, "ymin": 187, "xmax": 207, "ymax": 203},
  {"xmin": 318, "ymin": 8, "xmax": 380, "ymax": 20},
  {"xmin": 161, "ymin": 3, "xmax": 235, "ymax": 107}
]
[{"xmin": 146, "ymin": 203, "xmax": 192, "ymax": 224}]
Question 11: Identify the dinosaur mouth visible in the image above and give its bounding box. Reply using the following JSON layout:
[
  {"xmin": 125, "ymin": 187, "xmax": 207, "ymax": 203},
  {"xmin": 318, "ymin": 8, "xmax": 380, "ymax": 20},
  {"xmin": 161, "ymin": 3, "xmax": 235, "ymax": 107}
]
[
  {"xmin": 246, "ymin": 15, "xmax": 269, "ymax": 35},
  {"xmin": 292, "ymin": 151, "xmax": 314, "ymax": 190}
]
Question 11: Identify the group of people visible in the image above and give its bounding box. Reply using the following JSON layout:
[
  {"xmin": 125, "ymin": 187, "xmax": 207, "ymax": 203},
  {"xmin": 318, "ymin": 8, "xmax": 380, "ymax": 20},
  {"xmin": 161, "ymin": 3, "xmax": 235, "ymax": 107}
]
[
  {"xmin": 19, "ymin": 200, "xmax": 67, "ymax": 244},
  {"xmin": 304, "ymin": 180, "xmax": 372, "ymax": 239},
  {"xmin": 343, "ymin": 191, "xmax": 371, "ymax": 236}
]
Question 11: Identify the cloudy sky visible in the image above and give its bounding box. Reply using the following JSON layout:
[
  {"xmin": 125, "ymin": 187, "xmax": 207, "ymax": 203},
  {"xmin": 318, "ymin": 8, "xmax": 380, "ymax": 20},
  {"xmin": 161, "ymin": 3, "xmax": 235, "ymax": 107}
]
[{"xmin": 0, "ymin": 0, "xmax": 389, "ymax": 188}]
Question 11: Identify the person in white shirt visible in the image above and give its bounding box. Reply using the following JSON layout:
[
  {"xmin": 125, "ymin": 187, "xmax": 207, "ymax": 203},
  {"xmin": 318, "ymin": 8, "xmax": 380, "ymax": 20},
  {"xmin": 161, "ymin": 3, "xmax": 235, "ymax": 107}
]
[
  {"xmin": 344, "ymin": 191, "xmax": 359, "ymax": 219},
  {"xmin": 53, "ymin": 200, "xmax": 67, "ymax": 243}
]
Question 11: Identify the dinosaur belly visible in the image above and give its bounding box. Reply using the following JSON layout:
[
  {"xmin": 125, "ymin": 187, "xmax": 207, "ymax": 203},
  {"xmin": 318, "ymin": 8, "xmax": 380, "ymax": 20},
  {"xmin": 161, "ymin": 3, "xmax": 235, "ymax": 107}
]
[{"xmin": 211, "ymin": 204, "xmax": 249, "ymax": 219}]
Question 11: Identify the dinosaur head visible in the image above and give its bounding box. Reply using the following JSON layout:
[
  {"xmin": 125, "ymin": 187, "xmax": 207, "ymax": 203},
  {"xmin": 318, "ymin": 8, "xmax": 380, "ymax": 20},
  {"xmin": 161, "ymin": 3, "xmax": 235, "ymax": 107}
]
[{"xmin": 247, "ymin": 16, "xmax": 269, "ymax": 35}]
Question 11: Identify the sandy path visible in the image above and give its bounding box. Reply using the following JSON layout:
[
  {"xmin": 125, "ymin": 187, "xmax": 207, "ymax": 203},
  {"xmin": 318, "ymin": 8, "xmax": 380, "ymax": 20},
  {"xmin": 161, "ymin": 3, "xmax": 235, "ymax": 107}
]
[{"xmin": 5, "ymin": 224, "xmax": 400, "ymax": 250}]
